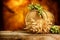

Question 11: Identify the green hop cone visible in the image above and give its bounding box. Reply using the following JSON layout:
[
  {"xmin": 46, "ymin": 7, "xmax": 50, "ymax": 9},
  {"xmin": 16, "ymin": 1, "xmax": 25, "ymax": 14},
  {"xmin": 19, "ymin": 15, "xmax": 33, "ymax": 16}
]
[
  {"xmin": 28, "ymin": 4, "xmax": 34, "ymax": 10},
  {"xmin": 50, "ymin": 25, "xmax": 60, "ymax": 34},
  {"xmin": 28, "ymin": 3, "xmax": 43, "ymax": 16}
]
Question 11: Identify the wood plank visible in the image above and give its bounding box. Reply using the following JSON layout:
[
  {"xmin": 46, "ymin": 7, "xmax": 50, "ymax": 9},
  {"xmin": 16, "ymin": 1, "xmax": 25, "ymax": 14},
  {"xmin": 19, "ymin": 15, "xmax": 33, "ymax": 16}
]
[{"xmin": 0, "ymin": 31, "xmax": 60, "ymax": 40}]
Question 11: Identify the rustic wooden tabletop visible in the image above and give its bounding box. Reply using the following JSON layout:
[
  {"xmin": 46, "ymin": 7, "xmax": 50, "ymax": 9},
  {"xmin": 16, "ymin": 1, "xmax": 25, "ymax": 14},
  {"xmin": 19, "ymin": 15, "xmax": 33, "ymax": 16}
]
[{"xmin": 0, "ymin": 31, "xmax": 60, "ymax": 40}]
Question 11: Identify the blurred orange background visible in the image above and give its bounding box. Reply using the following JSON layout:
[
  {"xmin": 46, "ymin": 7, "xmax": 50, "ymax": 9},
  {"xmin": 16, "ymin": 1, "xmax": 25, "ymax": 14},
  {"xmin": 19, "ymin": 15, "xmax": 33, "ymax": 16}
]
[{"xmin": 3, "ymin": 0, "xmax": 58, "ymax": 31}]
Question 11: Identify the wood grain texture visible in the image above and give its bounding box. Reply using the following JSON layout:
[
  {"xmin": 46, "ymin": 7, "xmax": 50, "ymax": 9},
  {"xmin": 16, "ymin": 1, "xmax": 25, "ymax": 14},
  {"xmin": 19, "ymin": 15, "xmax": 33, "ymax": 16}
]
[{"xmin": 0, "ymin": 31, "xmax": 60, "ymax": 40}]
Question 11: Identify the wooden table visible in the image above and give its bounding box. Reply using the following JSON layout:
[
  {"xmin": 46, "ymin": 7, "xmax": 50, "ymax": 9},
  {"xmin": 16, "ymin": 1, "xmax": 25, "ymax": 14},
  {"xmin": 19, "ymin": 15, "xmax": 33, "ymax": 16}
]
[{"xmin": 0, "ymin": 31, "xmax": 60, "ymax": 40}]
